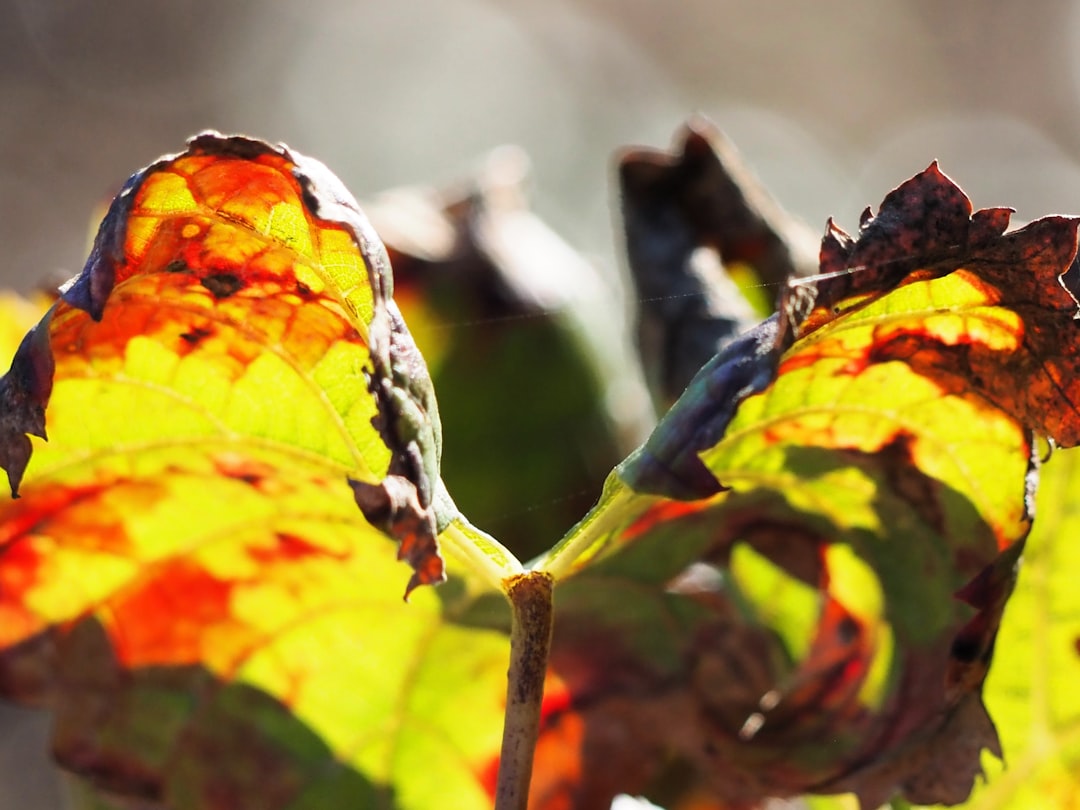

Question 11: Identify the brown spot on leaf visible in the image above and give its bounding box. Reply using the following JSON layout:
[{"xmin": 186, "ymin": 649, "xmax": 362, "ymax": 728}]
[
  {"xmin": 179, "ymin": 326, "xmax": 213, "ymax": 346},
  {"xmin": 210, "ymin": 454, "xmax": 284, "ymax": 495},
  {"xmin": 874, "ymin": 432, "xmax": 947, "ymax": 536},
  {"xmin": 201, "ymin": 272, "xmax": 244, "ymax": 299},
  {"xmin": 836, "ymin": 615, "xmax": 860, "ymax": 645},
  {"xmin": 950, "ymin": 635, "xmax": 982, "ymax": 664}
]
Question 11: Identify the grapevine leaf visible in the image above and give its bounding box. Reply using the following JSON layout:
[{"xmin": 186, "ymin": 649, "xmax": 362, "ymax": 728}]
[
  {"xmin": 0, "ymin": 132, "xmax": 447, "ymax": 594},
  {"xmin": 619, "ymin": 117, "xmax": 819, "ymax": 292},
  {"xmin": 0, "ymin": 135, "xmax": 516, "ymax": 808},
  {"xmin": 534, "ymin": 163, "xmax": 1080, "ymax": 809},
  {"xmin": 785, "ymin": 162, "xmax": 1080, "ymax": 449},
  {"xmin": 0, "ymin": 463, "xmax": 511, "ymax": 809}
]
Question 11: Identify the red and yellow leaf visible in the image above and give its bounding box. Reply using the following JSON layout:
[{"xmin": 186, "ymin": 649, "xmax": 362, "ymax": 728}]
[
  {"xmin": 0, "ymin": 134, "xmax": 515, "ymax": 809},
  {"xmin": 5, "ymin": 126, "xmax": 1080, "ymax": 810},
  {"xmin": 534, "ymin": 163, "xmax": 1080, "ymax": 809}
]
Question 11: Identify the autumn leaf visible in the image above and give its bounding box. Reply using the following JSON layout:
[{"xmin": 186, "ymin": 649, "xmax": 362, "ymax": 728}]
[
  {"xmin": 5, "ymin": 122, "xmax": 1080, "ymax": 810},
  {"xmin": 531, "ymin": 162, "xmax": 1080, "ymax": 809},
  {"xmin": 0, "ymin": 132, "xmax": 451, "ymax": 590},
  {"xmin": 0, "ymin": 133, "xmax": 519, "ymax": 809}
]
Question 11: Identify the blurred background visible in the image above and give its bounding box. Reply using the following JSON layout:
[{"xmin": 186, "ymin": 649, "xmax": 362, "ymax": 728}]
[
  {"xmin": 3, "ymin": 0, "xmax": 1080, "ymax": 806},
  {"xmin": 6, "ymin": 0, "xmax": 1080, "ymax": 294}
]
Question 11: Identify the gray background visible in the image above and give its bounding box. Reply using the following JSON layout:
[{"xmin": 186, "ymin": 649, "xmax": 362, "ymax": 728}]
[{"xmin": 2, "ymin": 0, "xmax": 1080, "ymax": 807}]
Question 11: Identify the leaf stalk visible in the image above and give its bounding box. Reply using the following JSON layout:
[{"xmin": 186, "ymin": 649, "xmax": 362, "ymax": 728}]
[{"xmin": 494, "ymin": 571, "xmax": 555, "ymax": 810}]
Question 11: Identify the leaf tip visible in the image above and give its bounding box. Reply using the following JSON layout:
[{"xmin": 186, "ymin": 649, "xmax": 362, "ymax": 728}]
[
  {"xmin": 349, "ymin": 475, "xmax": 446, "ymax": 595},
  {"xmin": 0, "ymin": 317, "xmax": 57, "ymax": 496}
]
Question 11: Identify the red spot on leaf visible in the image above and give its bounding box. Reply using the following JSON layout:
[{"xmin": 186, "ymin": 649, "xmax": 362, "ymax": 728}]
[
  {"xmin": 529, "ymin": 700, "xmax": 587, "ymax": 810},
  {"xmin": 249, "ymin": 533, "xmax": 331, "ymax": 566},
  {"xmin": 0, "ymin": 481, "xmax": 112, "ymax": 548},
  {"xmin": 211, "ymin": 454, "xmax": 282, "ymax": 495},
  {"xmin": 200, "ymin": 272, "xmax": 244, "ymax": 299},
  {"xmin": 778, "ymin": 596, "xmax": 871, "ymax": 718},
  {"xmin": 623, "ymin": 500, "xmax": 710, "ymax": 543},
  {"xmin": 108, "ymin": 559, "xmax": 235, "ymax": 668},
  {"xmin": 478, "ymin": 755, "xmax": 500, "ymax": 802},
  {"xmin": 178, "ymin": 326, "xmax": 214, "ymax": 347}
]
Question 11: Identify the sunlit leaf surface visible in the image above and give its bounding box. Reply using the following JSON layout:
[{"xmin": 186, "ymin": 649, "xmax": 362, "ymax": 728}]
[
  {"xmin": 4, "ymin": 129, "xmax": 1080, "ymax": 810},
  {"xmin": 0, "ymin": 135, "xmax": 509, "ymax": 809},
  {"xmin": 534, "ymin": 164, "xmax": 1080, "ymax": 810}
]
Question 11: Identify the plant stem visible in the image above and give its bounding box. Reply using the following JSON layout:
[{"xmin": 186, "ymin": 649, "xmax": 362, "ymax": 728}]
[
  {"xmin": 494, "ymin": 571, "xmax": 555, "ymax": 810},
  {"xmin": 439, "ymin": 516, "xmax": 524, "ymax": 592}
]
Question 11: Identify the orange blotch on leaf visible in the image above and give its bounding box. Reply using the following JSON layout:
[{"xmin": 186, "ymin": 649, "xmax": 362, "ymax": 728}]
[
  {"xmin": 106, "ymin": 558, "xmax": 238, "ymax": 669},
  {"xmin": 623, "ymin": 500, "xmax": 712, "ymax": 544}
]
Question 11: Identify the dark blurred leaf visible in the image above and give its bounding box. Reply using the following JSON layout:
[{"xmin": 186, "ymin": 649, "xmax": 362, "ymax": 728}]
[
  {"xmin": 619, "ymin": 118, "xmax": 819, "ymax": 406},
  {"xmin": 366, "ymin": 148, "xmax": 653, "ymax": 559}
]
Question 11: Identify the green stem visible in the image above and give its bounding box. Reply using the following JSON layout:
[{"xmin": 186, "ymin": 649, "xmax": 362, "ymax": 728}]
[
  {"xmin": 536, "ymin": 480, "xmax": 636, "ymax": 580},
  {"xmin": 494, "ymin": 571, "xmax": 555, "ymax": 810},
  {"xmin": 439, "ymin": 516, "xmax": 524, "ymax": 591}
]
